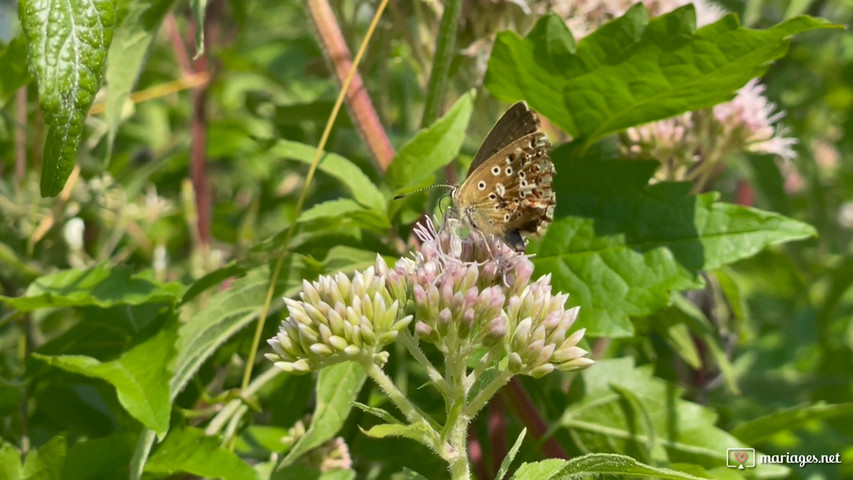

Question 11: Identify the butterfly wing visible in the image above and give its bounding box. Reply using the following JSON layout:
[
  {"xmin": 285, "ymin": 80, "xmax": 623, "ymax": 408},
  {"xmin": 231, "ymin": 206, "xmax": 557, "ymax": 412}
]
[
  {"xmin": 468, "ymin": 102, "xmax": 542, "ymax": 176},
  {"xmin": 455, "ymin": 128, "xmax": 555, "ymax": 251}
]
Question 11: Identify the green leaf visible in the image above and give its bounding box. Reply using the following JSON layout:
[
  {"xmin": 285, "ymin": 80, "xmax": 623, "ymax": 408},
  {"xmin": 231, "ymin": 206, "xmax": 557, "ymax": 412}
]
[
  {"xmin": 279, "ymin": 362, "xmax": 367, "ymax": 467},
  {"xmin": 271, "ymin": 139, "xmax": 386, "ymax": 211},
  {"xmin": 485, "ymin": 7, "xmax": 839, "ymax": 144},
  {"xmin": 496, "ymin": 428, "xmax": 526, "ymax": 480},
  {"xmin": 510, "ymin": 454, "xmax": 709, "ymax": 479},
  {"xmin": 104, "ymin": 0, "xmax": 175, "ymax": 153},
  {"xmin": 0, "ymin": 35, "xmax": 31, "ymax": 107},
  {"xmin": 172, "ymin": 265, "xmax": 272, "ymax": 396},
  {"xmin": 385, "ymin": 90, "xmax": 475, "ymax": 191},
  {"xmin": 22, "ymin": 436, "xmax": 66, "ymax": 480},
  {"xmin": 145, "ymin": 423, "xmax": 258, "ymax": 480},
  {"xmin": 191, "ymin": 0, "xmax": 207, "ymax": 59},
  {"xmin": 298, "ymin": 198, "xmax": 391, "ymax": 230},
  {"xmin": 530, "ymin": 155, "xmax": 817, "ymax": 337},
  {"xmin": 731, "ymin": 402, "xmax": 853, "ymax": 444},
  {"xmin": 19, "ymin": 0, "xmax": 117, "ymax": 196},
  {"xmin": 558, "ymin": 358, "xmax": 787, "ymax": 476},
  {"xmin": 0, "ymin": 264, "xmax": 184, "ymax": 312},
  {"xmin": 0, "ymin": 442, "xmax": 22, "ymax": 480},
  {"xmin": 62, "ymin": 433, "xmax": 136, "ymax": 480},
  {"xmin": 360, "ymin": 422, "xmax": 435, "ymax": 447},
  {"xmin": 32, "ymin": 315, "xmax": 178, "ymax": 438}
]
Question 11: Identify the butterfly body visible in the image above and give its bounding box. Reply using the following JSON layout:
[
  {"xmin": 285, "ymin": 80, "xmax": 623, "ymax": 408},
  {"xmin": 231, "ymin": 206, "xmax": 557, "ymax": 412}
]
[{"xmin": 451, "ymin": 102, "xmax": 556, "ymax": 252}]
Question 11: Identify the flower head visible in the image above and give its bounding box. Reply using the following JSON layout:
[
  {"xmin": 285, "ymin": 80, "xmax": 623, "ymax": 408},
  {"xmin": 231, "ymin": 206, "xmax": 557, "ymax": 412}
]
[{"xmin": 266, "ymin": 257, "xmax": 413, "ymax": 374}]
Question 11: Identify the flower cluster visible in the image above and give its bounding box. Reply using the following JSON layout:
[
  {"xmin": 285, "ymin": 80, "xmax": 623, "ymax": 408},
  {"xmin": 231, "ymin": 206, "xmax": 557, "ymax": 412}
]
[
  {"xmin": 268, "ymin": 218, "xmax": 593, "ymax": 379},
  {"xmin": 266, "ymin": 261, "xmax": 412, "ymax": 374}
]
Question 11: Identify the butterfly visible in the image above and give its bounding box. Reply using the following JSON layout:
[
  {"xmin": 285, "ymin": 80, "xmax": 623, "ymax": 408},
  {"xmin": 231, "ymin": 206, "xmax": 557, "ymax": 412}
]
[{"xmin": 449, "ymin": 101, "xmax": 555, "ymax": 252}]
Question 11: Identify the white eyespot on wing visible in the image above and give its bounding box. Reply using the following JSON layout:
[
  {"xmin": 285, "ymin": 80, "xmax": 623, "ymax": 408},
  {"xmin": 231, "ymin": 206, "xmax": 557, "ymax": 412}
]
[
  {"xmin": 491, "ymin": 166, "xmax": 501, "ymax": 176},
  {"xmin": 505, "ymin": 166, "xmax": 513, "ymax": 175},
  {"xmin": 504, "ymin": 213, "xmax": 510, "ymax": 221},
  {"xmin": 519, "ymin": 171, "xmax": 525, "ymax": 178},
  {"xmin": 478, "ymin": 181, "xmax": 486, "ymax": 191},
  {"xmin": 520, "ymin": 179, "xmax": 527, "ymax": 187},
  {"xmin": 489, "ymin": 193, "xmax": 497, "ymax": 200}
]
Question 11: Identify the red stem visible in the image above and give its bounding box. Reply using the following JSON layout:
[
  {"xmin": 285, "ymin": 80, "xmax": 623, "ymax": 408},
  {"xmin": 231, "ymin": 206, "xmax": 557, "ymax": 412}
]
[
  {"xmin": 504, "ymin": 378, "xmax": 569, "ymax": 460},
  {"xmin": 305, "ymin": 0, "xmax": 395, "ymax": 171}
]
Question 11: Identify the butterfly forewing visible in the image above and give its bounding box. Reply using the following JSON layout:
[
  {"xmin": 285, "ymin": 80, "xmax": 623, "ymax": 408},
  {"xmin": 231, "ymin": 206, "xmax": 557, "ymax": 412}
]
[
  {"xmin": 453, "ymin": 102, "xmax": 555, "ymax": 252},
  {"xmin": 468, "ymin": 102, "xmax": 543, "ymax": 176}
]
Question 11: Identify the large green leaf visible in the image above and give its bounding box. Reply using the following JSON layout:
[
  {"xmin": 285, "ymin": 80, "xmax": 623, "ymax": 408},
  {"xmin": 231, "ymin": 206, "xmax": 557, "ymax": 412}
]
[
  {"xmin": 530, "ymin": 154, "xmax": 816, "ymax": 337},
  {"xmin": 145, "ymin": 424, "xmax": 258, "ymax": 480},
  {"xmin": 558, "ymin": 358, "xmax": 787, "ymax": 476},
  {"xmin": 32, "ymin": 315, "xmax": 178, "ymax": 438},
  {"xmin": 485, "ymin": 6, "xmax": 838, "ymax": 144},
  {"xmin": 0, "ymin": 264, "xmax": 184, "ymax": 311},
  {"xmin": 279, "ymin": 362, "xmax": 367, "ymax": 467},
  {"xmin": 385, "ymin": 90, "xmax": 475, "ymax": 192},
  {"xmin": 104, "ymin": 0, "xmax": 175, "ymax": 153},
  {"xmin": 19, "ymin": 0, "xmax": 117, "ymax": 196},
  {"xmin": 510, "ymin": 454, "xmax": 711, "ymax": 480}
]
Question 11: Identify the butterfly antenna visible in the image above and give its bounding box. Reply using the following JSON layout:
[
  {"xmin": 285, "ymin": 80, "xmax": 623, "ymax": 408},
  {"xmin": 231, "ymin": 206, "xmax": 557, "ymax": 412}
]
[{"xmin": 393, "ymin": 184, "xmax": 455, "ymax": 200}]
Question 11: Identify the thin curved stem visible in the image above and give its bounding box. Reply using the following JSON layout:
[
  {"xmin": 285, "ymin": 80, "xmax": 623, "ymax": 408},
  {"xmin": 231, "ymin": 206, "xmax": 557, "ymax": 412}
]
[{"xmin": 239, "ymin": 0, "xmax": 391, "ymax": 394}]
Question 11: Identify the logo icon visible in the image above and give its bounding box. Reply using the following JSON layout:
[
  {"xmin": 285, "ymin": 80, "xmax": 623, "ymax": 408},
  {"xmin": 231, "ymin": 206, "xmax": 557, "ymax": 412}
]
[{"xmin": 727, "ymin": 448, "xmax": 755, "ymax": 469}]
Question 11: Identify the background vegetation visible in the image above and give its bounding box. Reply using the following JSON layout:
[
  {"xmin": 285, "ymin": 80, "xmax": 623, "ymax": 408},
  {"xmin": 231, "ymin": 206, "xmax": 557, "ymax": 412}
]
[{"xmin": 0, "ymin": 0, "xmax": 851, "ymax": 479}]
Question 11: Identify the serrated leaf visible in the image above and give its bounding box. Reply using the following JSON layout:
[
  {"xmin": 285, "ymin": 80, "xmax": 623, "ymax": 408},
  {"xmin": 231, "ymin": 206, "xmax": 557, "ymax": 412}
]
[
  {"xmin": 530, "ymin": 155, "xmax": 816, "ymax": 337},
  {"xmin": 558, "ymin": 359, "xmax": 788, "ymax": 476},
  {"xmin": 0, "ymin": 35, "xmax": 30, "ymax": 107},
  {"xmin": 385, "ymin": 90, "xmax": 475, "ymax": 191},
  {"xmin": 485, "ymin": 6, "xmax": 839, "ymax": 145},
  {"xmin": 279, "ymin": 363, "xmax": 367, "ymax": 467},
  {"xmin": 32, "ymin": 315, "xmax": 178, "ymax": 438},
  {"xmin": 104, "ymin": 0, "xmax": 175, "ymax": 153},
  {"xmin": 22, "ymin": 436, "xmax": 66, "ymax": 480},
  {"xmin": 511, "ymin": 453, "xmax": 709, "ymax": 479},
  {"xmin": 271, "ymin": 140, "xmax": 385, "ymax": 211},
  {"xmin": 495, "ymin": 428, "xmax": 526, "ymax": 480},
  {"xmin": 731, "ymin": 402, "xmax": 853, "ymax": 444},
  {"xmin": 145, "ymin": 424, "xmax": 258, "ymax": 480},
  {"xmin": 172, "ymin": 265, "xmax": 273, "ymax": 396},
  {"xmin": 19, "ymin": 0, "xmax": 117, "ymax": 196},
  {"xmin": 0, "ymin": 264, "xmax": 184, "ymax": 311}
]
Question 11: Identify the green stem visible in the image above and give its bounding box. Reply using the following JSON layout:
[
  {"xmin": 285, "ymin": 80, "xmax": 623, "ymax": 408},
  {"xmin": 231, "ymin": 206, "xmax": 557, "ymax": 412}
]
[
  {"xmin": 400, "ymin": 330, "xmax": 451, "ymax": 396},
  {"xmin": 420, "ymin": 0, "xmax": 462, "ymax": 127},
  {"xmin": 464, "ymin": 369, "xmax": 513, "ymax": 419},
  {"xmin": 443, "ymin": 353, "xmax": 472, "ymax": 480},
  {"xmin": 360, "ymin": 358, "xmax": 436, "ymax": 431}
]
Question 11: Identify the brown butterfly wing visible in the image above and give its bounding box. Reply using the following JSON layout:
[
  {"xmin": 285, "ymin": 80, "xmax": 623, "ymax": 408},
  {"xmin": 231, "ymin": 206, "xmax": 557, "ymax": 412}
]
[
  {"xmin": 454, "ymin": 129, "xmax": 555, "ymax": 251},
  {"xmin": 468, "ymin": 102, "xmax": 542, "ymax": 176}
]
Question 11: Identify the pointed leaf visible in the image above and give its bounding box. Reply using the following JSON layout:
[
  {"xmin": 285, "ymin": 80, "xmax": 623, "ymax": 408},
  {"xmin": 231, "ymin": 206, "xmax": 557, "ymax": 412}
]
[
  {"xmin": 0, "ymin": 264, "xmax": 184, "ymax": 311},
  {"xmin": 19, "ymin": 0, "xmax": 117, "ymax": 196},
  {"xmin": 279, "ymin": 362, "xmax": 367, "ymax": 467},
  {"xmin": 511, "ymin": 454, "xmax": 709, "ymax": 479},
  {"xmin": 32, "ymin": 316, "xmax": 178, "ymax": 437},
  {"xmin": 386, "ymin": 90, "xmax": 475, "ymax": 191},
  {"xmin": 496, "ymin": 428, "xmax": 527, "ymax": 480}
]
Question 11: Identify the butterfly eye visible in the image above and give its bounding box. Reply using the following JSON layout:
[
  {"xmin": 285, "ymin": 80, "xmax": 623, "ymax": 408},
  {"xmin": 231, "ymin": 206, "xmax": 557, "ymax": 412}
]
[
  {"xmin": 505, "ymin": 167, "xmax": 513, "ymax": 175},
  {"xmin": 477, "ymin": 181, "xmax": 486, "ymax": 190}
]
